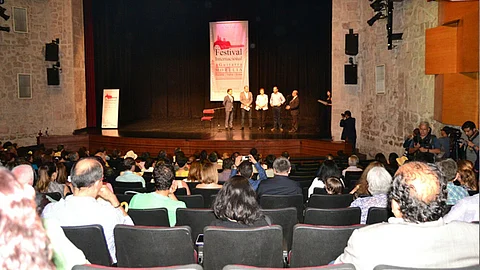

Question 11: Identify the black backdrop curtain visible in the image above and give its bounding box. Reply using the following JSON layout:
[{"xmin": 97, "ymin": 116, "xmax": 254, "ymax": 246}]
[{"xmin": 89, "ymin": 0, "xmax": 332, "ymax": 133}]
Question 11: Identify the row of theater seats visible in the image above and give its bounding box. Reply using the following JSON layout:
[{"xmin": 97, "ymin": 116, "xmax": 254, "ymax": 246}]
[{"xmin": 65, "ymin": 223, "xmax": 480, "ymax": 270}]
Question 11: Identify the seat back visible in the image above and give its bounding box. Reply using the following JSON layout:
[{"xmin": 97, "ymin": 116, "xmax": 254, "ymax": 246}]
[
  {"xmin": 304, "ymin": 207, "xmax": 361, "ymax": 226},
  {"xmin": 344, "ymin": 171, "xmax": 363, "ymax": 188},
  {"xmin": 290, "ymin": 224, "xmax": 363, "ymax": 267},
  {"xmin": 373, "ymin": 265, "xmax": 480, "ymax": 270},
  {"xmin": 366, "ymin": 207, "xmax": 391, "ymax": 225},
  {"xmin": 308, "ymin": 194, "xmax": 354, "ymax": 209},
  {"xmin": 114, "ymin": 225, "xmax": 195, "ymax": 267},
  {"xmin": 204, "ymin": 225, "xmax": 283, "ymax": 270},
  {"xmin": 192, "ymin": 188, "xmax": 220, "ymax": 208},
  {"xmin": 62, "ymin": 224, "xmax": 111, "ymax": 266},
  {"xmin": 175, "ymin": 187, "xmax": 188, "ymax": 196},
  {"xmin": 260, "ymin": 207, "xmax": 298, "ymax": 251},
  {"xmin": 176, "ymin": 208, "xmax": 217, "ymax": 241},
  {"xmin": 116, "ymin": 194, "xmax": 134, "ymax": 204},
  {"xmin": 73, "ymin": 264, "xmax": 203, "ymax": 270},
  {"xmin": 128, "ymin": 208, "xmax": 170, "ymax": 227},
  {"xmin": 177, "ymin": 194, "xmax": 205, "ymax": 208},
  {"xmin": 43, "ymin": 192, "xmax": 62, "ymax": 201},
  {"xmin": 259, "ymin": 194, "xmax": 304, "ymax": 222},
  {"xmin": 222, "ymin": 263, "xmax": 356, "ymax": 270}
]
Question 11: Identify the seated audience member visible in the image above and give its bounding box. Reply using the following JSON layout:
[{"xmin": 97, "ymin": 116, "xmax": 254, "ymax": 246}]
[
  {"xmin": 11, "ymin": 164, "xmax": 36, "ymax": 199},
  {"xmin": 437, "ymin": 159, "xmax": 469, "ymax": 205},
  {"xmin": 218, "ymin": 158, "xmax": 233, "ymax": 183},
  {"xmin": 230, "ymin": 155, "xmax": 267, "ymax": 191},
  {"xmin": 386, "ymin": 152, "xmax": 399, "ymax": 175},
  {"xmin": 263, "ymin": 154, "xmax": 276, "ymax": 178},
  {"xmin": 0, "ymin": 168, "xmax": 55, "ymax": 269},
  {"xmin": 196, "ymin": 162, "xmax": 223, "ymax": 189},
  {"xmin": 444, "ymin": 193, "xmax": 479, "ymax": 223},
  {"xmin": 107, "ymin": 149, "xmax": 122, "ymax": 172},
  {"xmin": 208, "ymin": 151, "xmax": 222, "ymax": 171},
  {"xmin": 51, "ymin": 162, "xmax": 70, "ymax": 197},
  {"xmin": 335, "ymin": 162, "xmax": 479, "ymax": 269},
  {"xmin": 350, "ymin": 161, "xmax": 385, "ymax": 199},
  {"xmin": 374, "ymin": 153, "xmax": 388, "ymax": 165},
  {"xmin": 211, "ymin": 176, "xmax": 271, "ymax": 228},
  {"xmin": 256, "ymin": 157, "xmax": 301, "ymax": 197},
  {"xmin": 457, "ymin": 160, "xmax": 478, "ymax": 191},
  {"xmin": 175, "ymin": 155, "xmax": 189, "ymax": 178},
  {"xmin": 308, "ymin": 160, "xmax": 342, "ymax": 197},
  {"xmin": 408, "ymin": 121, "xmax": 441, "ymax": 162},
  {"xmin": 129, "ymin": 164, "xmax": 186, "ymax": 226},
  {"xmin": 342, "ymin": 155, "xmax": 363, "ymax": 176},
  {"xmin": 36, "ymin": 162, "xmax": 58, "ymax": 194},
  {"xmin": 42, "ymin": 158, "xmax": 134, "ymax": 263},
  {"xmin": 187, "ymin": 161, "xmax": 202, "ymax": 182},
  {"xmin": 350, "ymin": 167, "xmax": 392, "ymax": 224},
  {"xmin": 115, "ymin": 157, "xmax": 146, "ymax": 187},
  {"xmin": 325, "ymin": 177, "xmax": 344, "ymax": 195}
]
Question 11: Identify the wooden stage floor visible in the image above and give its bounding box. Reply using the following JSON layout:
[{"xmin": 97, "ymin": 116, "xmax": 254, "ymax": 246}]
[{"xmin": 42, "ymin": 118, "xmax": 349, "ymax": 158}]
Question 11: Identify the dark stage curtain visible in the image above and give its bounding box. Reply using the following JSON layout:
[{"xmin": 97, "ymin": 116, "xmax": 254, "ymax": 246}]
[{"xmin": 88, "ymin": 0, "xmax": 332, "ymax": 136}]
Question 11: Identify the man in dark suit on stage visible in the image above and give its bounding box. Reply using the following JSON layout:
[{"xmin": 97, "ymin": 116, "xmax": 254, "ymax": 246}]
[
  {"xmin": 340, "ymin": 110, "xmax": 357, "ymax": 153},
  {"xmin": 286, "ymin": 90, "xmax": 299, "ymax": 133},
  {"xmin": 223, "ymin": 88, "xmax": 234, "ymax": 130},
  {"xmin": 256, "ymin": 157, "xmax": 301, "ymax": 197}
]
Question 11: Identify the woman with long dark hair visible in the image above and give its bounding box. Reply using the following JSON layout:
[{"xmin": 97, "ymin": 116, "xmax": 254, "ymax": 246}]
[{"xmin": 212, "ymin": 176, "xmax": 270, "ymax": 227}]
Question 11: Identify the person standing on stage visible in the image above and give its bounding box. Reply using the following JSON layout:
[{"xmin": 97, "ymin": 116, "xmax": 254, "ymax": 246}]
[
  {"xmin": 255, "ymin": 88, "xmax": 268, "ymax": 130},
  {"xmin": 223, "ymin": 88, "xmax": 234, "ymax": 130},
  {"xmin": 270, "ymin": 86, "xmax": 285, "ymax": 132},
  {"xmin": 340, "ymin": 110, "xmax": 357, "ymax": 153},
  {"xmin": 240, "ymin": 85, "xmax": 253, "ymax": 130},
  {"xmin": 286, "ymin": 90, "xmax": 299, "ymax": 133}
]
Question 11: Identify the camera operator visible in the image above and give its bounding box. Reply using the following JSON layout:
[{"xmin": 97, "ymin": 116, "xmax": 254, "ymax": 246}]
[
  {"xmin": 408, "ymin": 121, "xmax": 441, "ymax": 163},
  {"xmin": 461, "ymin": 121, "xmax": 479, "ymax": 170}
]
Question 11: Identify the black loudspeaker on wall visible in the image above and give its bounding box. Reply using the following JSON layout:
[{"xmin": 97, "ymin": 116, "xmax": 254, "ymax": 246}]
[
  {"xmin": 344, "ymin": 65, "xmax": 357, "ymax": 85},
  {"xmin": 345, "ymin": 30, "xmax": 358, "ymax": 56},
  {"xmin": 45, "ymin": 43, "xmax": 59, "ymax": 61},
  {"xmin": 47, "ymin": 68, "xmax": 60, "ymax": 85}
]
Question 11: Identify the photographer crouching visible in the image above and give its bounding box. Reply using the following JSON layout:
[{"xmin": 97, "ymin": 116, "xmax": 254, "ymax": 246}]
[{"xmin": 408, "ymin": 121, "xmax": 441, "ymax": 163}]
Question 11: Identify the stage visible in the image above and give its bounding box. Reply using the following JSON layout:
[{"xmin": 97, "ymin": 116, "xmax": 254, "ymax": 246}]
[{"xmin": 41, "ymin": 118, "xmax": 350, "ymax": 158}]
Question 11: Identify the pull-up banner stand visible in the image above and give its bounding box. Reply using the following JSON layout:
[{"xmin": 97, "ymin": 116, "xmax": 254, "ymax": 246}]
[
  {"xmin": 209, "ymin": 20, "xmax": 249, "ymax": 101},
  {"xmin": 101, "ymin": 89, "xmax": 120, "ymax": 128}
]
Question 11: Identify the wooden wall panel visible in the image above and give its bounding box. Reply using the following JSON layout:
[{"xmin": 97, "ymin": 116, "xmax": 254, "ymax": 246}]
[
  {"xmin": 439, "ymin": 1, "xmax": 479, "ymax": 25},
  {"xmin": 440, "ymin": 73, "xmax": 479, "ymax": 126},
  {"xmin": 458, "ymin": 10, "xmax": 479, "ymax": 72},
  {"xmin": 433, "ymin": 75, "xmax": 444, "ymax": 122},
  {"xmin": 40, "ymin": 135, "xmax": 348, "ymax": 158},
  {"xmin": 425, "ymin": 26, "xmax": 458, "ymax": 74}
]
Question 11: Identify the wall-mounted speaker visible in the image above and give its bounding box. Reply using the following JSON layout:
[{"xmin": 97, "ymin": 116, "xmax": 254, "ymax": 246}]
[
  {"xmin": 47, "ymin": 68, "xmax": 59, "ymax": 85},
  {"xmin": 45, "ymin": 43, "xmax": 59, "ymax": 61},
  {"xmin": 345, "ymin": 31, "xmax": 358, "ymax": 56},
  {"xmin": 344, "ymin": 64, "xmax": 357, "ymax": 85}
]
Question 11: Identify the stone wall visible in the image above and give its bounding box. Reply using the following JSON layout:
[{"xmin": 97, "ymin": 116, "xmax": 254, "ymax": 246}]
[
  {"xmin": 332, "ymin": 0, "xmax": 439, "ymax": 158},
  {"xmin": 0, "ymin": 0, "xmax": 85, "ymax": 147}
]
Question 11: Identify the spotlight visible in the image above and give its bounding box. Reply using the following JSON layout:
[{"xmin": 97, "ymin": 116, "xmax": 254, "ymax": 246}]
[
  {"xmin": 367, "ymin": 12, "xmax": 384, "ymax": 26},
  {"xmin": 0, "ymin": 25, "xmax": 9, "ymax": 32},
  {"xmin": 0, "ymin": 6, "xmax": 10, "ymax": 21},
  {"xmin": 370, "ymin": 0, "xmax": 385, "ymax": 12}
]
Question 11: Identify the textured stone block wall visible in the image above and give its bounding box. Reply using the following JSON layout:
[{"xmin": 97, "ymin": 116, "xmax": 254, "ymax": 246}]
[
  {"xmin": 332, "ymin": 0, "xmax": 439, "ymax": 158},
  {"xmin": 0, "ymin": 0, "xmax": 85, "ymax": 146}
]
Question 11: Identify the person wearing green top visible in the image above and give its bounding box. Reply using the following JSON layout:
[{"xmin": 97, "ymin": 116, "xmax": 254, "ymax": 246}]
[{"xmin": 129, "ymin": 164, "xmax": 186, "ymax": 226}]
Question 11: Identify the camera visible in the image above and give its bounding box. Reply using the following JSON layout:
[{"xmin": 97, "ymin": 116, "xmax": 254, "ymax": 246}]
[{"xmin": 242, "ymin": 156, "xmax": 249, "ymax": 161}]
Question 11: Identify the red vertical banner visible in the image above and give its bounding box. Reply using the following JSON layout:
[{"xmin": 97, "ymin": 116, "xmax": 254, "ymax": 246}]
[{"xmin": 210, "ymin": 21, "xmax": 249, "ymax": 101}]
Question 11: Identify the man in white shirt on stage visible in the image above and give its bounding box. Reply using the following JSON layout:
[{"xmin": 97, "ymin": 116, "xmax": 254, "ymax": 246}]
[
  {"xmin": 240, "ymin": 85, "xmax": 253, "ymax": 130},
  {"xmin": 255, "ymin": 88, "xmax": 268, "ymax": 130},
  {"xmin": 270, "ymin": 86, "xmax": 285, "ymax": 132}
]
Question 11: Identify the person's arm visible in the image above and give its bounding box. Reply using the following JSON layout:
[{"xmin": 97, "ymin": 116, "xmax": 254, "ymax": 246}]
[
  {"xmin": 280, "ymin": 94, "xmax": 286, "ymax": 105},
  {"xmin": 291, "ymin": 98, "xmax": 299, "ymax": 110},
  {"xmin": 97, "ymin": 186, "xmax": 129, "ymax": 217},
  {"xmin": 223, "ymin": 96, "xmax": 227, "ymax": 107}
]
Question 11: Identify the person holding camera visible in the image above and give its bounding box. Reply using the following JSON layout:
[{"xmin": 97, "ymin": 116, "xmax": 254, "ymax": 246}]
[
  {"xmin": 461, "ymin": 121, "xmax": 479, "ymax": 170},
  {"xmin": 230, "ymin": 154, "xmax": 267, "ymax": 191},
  {"xmin": 340, "ymin": 110, "xmax": 357, "ymax": 153},
  {"xmin": 408, "ymin": 121, "xmax": 441, "ymax": 163}
]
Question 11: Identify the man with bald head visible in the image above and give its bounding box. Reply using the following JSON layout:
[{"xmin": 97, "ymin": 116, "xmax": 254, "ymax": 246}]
[
  {"xmin": 42, "ymin": 157, "xmax": 133, "ymax": 263},
  {"xmin": 285, "ymin": 90, "xmax": 299, "ymax": 133},
  {"xmin": 335, "ymin": 162, "xmax": 479, "ymax": 269},
  {"xmin": 12, "ymin": 164, "xmax": 36, "ymax": 200}
]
